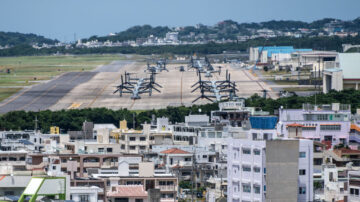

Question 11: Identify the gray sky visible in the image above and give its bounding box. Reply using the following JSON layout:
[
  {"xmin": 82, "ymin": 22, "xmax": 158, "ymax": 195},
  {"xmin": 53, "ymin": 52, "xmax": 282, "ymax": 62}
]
[{"xmin": 0, "ymin": 0, "xmax": 359, "ymax": 42}]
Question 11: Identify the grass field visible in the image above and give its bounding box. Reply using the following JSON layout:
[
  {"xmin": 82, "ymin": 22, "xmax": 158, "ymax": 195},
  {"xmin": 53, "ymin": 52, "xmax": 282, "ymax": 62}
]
[
  {"xmin": 0, "ymin": 54, "xmax": 125, "ymax": 101},
  {"xmin": 0, "ymin": 88, "xmax": 22, "ymax": 102}
]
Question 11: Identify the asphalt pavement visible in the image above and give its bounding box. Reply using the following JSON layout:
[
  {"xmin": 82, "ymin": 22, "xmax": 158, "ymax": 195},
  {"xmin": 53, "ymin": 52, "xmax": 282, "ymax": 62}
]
[{"xmin": 0, "ymin": 72, "xmax": 97, "ymax": 114}]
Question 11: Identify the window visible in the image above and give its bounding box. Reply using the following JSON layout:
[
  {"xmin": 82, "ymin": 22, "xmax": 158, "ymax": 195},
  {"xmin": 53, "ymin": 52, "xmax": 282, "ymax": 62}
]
[
  {"xmin": 140, "ymin": 137, "xmax": 146, "ymax": 141},
  {"xmin": 254, "ymin": 149, "xmax": 260, "ymax": 155},
  {"xmin": 135, "ymin": 199, "xmax": 143, "ymax": 202},
  {"xmin": 107, "ymin": 148, "xmax": 113, "ymax": 153},
  {"xmin": 304, "ymin": 114, "xmax": 314, "ymax": 121},
  {"xmin": 299, "ymin": 187, "xmax": 306, "ymax": 194},
  {"xmin": 242, "ymin": 184, "xmax": 251, "ymax": 193},
  {"xmin": 299, "ymin": 152, "xmax": 306, "ymax": 158},
  {"xmin": 184, "ymin": 157, "xmax": 192, "ymax": 162},
  {"xmin": 208, "ymin": 132, "xmax": 215, "ymax": 138},
  {"xmin": 4, "ymin": 191, "xmax": 14, "ymax": 195},
  {"xmin": 303, "ymin": 127, "xmax": 316, "ymax": 131},
  {"xmin": 129, "ymin": 137, "xmax": 136, "ymax": 141},
  {"xmin": 242, "ymin": 148, "xmax": 251, "ymax": 155},
  {"xmin": 216, "ymin": 132, "xmax": 222, "ymax": 138},
  {"xmin": 320, "ymin": 125, "xmax": 341, "ymax": 131},
  {"xmin": 203, "ymin": 155, "xmax": 207, "ymax": 158},
  {"xmin": 130, "ymin": 146, "xmax": 136, "ymax": 150},
  {"xmin": 233, "ymin": 148, "xmax": 239, "ymax": 159},
  {"xmin": 253, "ymin": 185, "xmax": 260, "ymax": 194},
  {"xmin": 350, "ymin": 188, "xmax": 360, "ymax": 196},
  {"xmin": 159, "ymin": 181, "xmax": 173, "ymax": 185},
  {"xmin": 233, "ymin": 165, "xmax": 239, "ymax": 174},
  {"xmin": 79, "ymin": 195, "xmax": 89, "ymax": 202},
  {"xmin": 317, "ymin": 114, "xmax": 328, "ymax": 121},
  {"xmin": 254, "ymin": 167, "xmax": 261, "ymax": 173},
  {"xmin": 9, "ymin": 157, "xmax": 17, "ymax": 161},
  {"xmin": 264, "ymin": 133, "xmax": 272, "ymax": 140},
  {"xmin": 242, "ymin": 165, "xmax": 251, "ymax": 172},
  {"xmin": 139, "ymin": 146, "xmax": 146, "ymax": 150},
  {"xmin": 314, "ymin": 158, "xmax": 323, "ymax": 165},
  {"xmin": 98, "ymin": 148, "xmax": 104, "ymax": 153},
  {"xmin": 299, "ymin": 169, "xmax": 306, "ymax": 175},
  {"xmin": 252, "ymin": 133, "xmax": 257, "ymax": 140},
  {"xmin": 121, "ymin": 145, "xmax": 125, "ymax": 149}
]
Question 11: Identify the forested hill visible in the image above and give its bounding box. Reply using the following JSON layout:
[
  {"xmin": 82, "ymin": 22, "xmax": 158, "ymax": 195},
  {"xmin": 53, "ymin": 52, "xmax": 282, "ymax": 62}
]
[
  {"xmin": 83, "ymin": 17, "xmax": 360, "ymax": 42},
  {"xmin": 86, "ymin": 25, "xmax": 171, "ymax": 43},
  {"xmin": 0, "ymin": 32, "xmax": 58, "ymax": 46}
]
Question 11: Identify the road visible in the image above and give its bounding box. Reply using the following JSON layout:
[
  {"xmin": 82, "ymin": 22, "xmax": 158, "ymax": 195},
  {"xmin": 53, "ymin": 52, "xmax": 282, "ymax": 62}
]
[{"xmin": 0, "ymin": 61, "xmax": 131, "ymax": 114}]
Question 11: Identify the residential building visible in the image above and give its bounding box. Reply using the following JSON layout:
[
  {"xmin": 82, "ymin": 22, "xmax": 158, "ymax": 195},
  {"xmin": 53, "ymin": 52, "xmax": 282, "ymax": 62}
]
[
  {"xmin": 277, "ymin": 103, "xmax": 351, "ymax": 147},
  {"xmin": 70, "ymin": 186, "xmax": 102, "ymax": 202},
  {"xmin": 227, "ymin": 139, "xmax": 313, "ymax": 202}
]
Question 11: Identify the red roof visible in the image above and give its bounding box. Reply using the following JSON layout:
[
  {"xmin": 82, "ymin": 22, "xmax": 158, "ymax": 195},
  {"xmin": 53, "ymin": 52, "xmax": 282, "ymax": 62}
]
[
  {"xmin": 108, "ymin": 185, "xmax": 147, "ymax": 198},
  {"xmin": 287, "ymin": 123, "xmax": 303, "ymax": 127},
  {"xmin": 160, "ymin": 148, "xmax": 190, "ymax": 154},
  {"xmin": 351, "ymin": 124, "xmax": 360, "ymax": 132},
  {"xmin": 335, "ymin": 148, "xmax": 360, "ymax": 155}
]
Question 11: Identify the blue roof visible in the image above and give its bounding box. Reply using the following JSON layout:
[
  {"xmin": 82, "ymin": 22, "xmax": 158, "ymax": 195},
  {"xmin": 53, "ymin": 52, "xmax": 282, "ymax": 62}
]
[
  {"xmin": 250, "ymin": 116, "xmax": 278, "ymax": 129},
  {"xmin": 257, "ymin": 46, "xmax": 312, "ymax": 57}
]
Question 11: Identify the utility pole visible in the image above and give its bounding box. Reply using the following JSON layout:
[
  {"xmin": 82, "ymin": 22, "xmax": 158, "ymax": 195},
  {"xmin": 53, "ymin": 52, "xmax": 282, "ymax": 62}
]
[
  {"xmin": 133, "ymin": 113, "xmax": 136, "ymax": 129},
  {"xmin": 34, "ymin": 116, "xmax": 38, "ymax": 132},
  {"xmin": 191, "ymin": 147, "xmax": 197, "ymax": 202}
]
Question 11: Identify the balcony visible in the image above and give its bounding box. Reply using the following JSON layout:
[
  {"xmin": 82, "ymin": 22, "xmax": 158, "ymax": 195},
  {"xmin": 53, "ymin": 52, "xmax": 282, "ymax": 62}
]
[
  {"xmin": 26, "ymin": 162, "xmax": 46, "ymax": 170},
  {"xmin": 83, "ymin": 162, "xmax": 100, "ymax": 167},
  {"xmin": 0, "ymin": 161, "xmax": 26, "ymax": 166},
  {"xmin": 156, "ymin": 185, "xmax": 177, "ymax": 191}
]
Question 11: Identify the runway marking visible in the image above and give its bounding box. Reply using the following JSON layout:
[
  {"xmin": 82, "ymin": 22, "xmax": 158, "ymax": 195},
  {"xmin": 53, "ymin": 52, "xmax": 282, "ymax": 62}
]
[
  {"xmin": 86, "ymin": 69, "xmax": 124, "ymax": 108},
  {"xmin": 0, "ymin": 87, "xmax": 32, "ymax": 108},
  {"xmin": 19, "ymin": 85, "xmax": 57, "ymax": 111},
  {"xmin": 68, "ymin": 102, "xmax": 82, "ymax": 109},
  {"xmin": 18, "ymin": 72, "xmax": 84, "ymax": 111}
]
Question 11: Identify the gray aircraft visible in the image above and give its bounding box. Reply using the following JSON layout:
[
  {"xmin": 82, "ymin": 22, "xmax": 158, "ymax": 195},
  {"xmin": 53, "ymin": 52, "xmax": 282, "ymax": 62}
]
[
  {"xmin": 191, "ymin": 69, "xmax": 238, "ymax": 103},
  {"xmin": 113, "ymin": 72, "xmax": 162, "ymax": 99},
  {"xmin": 145, "ymin": 59, "xmax": 169, "ymax": 73},
  {"xmin": 188, "ymin": 56, "xmax": 221, "ymax": 77}
]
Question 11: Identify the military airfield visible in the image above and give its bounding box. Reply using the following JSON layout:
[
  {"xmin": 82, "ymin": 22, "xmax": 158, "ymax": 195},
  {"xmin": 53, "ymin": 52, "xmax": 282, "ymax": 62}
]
[{"xmin": 0, "ymin": 57, "xmax": 277, "ymax": 113}]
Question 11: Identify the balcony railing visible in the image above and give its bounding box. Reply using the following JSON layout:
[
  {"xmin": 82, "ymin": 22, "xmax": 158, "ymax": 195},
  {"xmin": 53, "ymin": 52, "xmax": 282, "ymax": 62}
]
[{"xmin": 156, "ymin": 185, "xmax": 177, "ymax": 191}]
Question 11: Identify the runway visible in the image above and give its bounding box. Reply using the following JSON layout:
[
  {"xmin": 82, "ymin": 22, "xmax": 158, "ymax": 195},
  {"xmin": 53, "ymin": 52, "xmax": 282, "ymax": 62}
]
[
  {"xmin": 0, "ymin": 60, "xmax": 277, "ymax": 113},
  {"xmin": 0, "ymin": 61, "xmax": 131, "ymax": 114}
]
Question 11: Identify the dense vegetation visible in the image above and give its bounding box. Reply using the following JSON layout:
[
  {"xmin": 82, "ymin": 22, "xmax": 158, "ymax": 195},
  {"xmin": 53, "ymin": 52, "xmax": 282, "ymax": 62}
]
[
  {"xmin": 1, "ymin": 89, "xmax": 360, "ymax": 133},
  {"xmin": 82, "ymin": 17, "xmax": 360, "ymax": 42},
  {"xmin": 0, "ymin": 32, "xmax": 58, "ymax": 46},
  {"xmin": 85, "ymin": 25, "xmax": 171, "ymax": 42},
  {"xmin": 1, "ymin": 35, "xmax": 360, "ymax": 57}
]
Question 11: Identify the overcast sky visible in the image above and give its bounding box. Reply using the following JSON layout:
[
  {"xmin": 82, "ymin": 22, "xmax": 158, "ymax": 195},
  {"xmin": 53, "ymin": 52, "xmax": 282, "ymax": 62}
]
[{"xmin": 1, "ymin": 0, "xmax": 359, "ymax": 42}]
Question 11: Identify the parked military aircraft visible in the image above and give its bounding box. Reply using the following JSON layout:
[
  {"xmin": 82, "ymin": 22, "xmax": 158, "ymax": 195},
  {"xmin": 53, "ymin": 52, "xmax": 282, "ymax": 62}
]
[
  {"xmin": 191, "ymin": 70, "xmax": 238, "ymax": 103},
  {"xmin": 113, "ymin": 72, "xmax": 162, "ymax": 99},
  {"xmin": 145, "ymin": 59, "xmax": 169, "ymax": 73}
]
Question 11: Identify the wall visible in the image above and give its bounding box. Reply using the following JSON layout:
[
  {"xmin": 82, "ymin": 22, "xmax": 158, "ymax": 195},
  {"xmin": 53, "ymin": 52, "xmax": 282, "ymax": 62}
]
[{"xmin": 266, "ymin": 140, "xmax": 299, "ymax": 202}]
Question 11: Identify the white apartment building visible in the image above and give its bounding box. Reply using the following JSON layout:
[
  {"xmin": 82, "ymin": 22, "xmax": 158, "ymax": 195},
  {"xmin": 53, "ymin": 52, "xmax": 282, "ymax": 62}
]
[
  {"xmin": 277, "ymin": 103, "xmax": 351, "ymax": 146},
  {"xmin": 70, "ymin": 186, "xmax": 102, "ymax": 202},
  {"xmin": 227, "ymin": 139, "xmax": 313, "ymax": 202}
]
